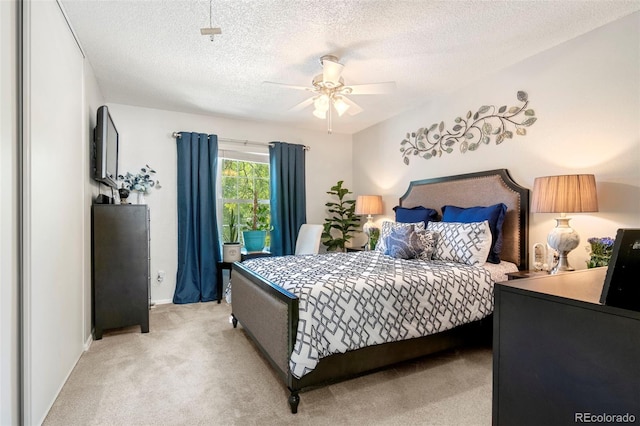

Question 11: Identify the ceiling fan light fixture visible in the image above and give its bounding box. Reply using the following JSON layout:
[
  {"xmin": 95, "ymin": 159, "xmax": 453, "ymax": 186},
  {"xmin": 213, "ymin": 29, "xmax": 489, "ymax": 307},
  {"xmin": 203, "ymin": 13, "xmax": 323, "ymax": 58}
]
[
  {"xmin": 333, "ymin": 96, "xmax": 350, "ymax": 116},
  {"xmin": 313, "ymin": 95, "xmax": 329, "ymax": 112},
  {"xmin": 313, "ymin": 108, "xmax": 327, "ymax": 119}
]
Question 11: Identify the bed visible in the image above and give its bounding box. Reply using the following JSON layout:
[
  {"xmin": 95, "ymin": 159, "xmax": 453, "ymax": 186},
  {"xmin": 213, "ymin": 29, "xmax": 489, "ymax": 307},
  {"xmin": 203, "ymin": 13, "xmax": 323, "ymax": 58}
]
[{"xmin": 230, "ymin": 169, "xmax": 529, "ymax": 413}]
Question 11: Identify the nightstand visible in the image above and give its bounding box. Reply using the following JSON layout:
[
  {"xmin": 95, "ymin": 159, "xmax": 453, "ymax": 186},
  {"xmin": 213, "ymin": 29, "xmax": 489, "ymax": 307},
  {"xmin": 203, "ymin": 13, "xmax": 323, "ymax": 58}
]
[
  {"xmin": 217, "ymin": 250, "xmax": 271, "ymax": 303},
  {"xmin": 505, "ymin": 270, "xmax": 551, "ymax": 280}
]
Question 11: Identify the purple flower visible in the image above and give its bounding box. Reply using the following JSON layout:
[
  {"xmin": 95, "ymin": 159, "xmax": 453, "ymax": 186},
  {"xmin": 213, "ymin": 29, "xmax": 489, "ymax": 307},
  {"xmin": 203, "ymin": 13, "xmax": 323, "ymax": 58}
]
[{"xmin": 586, "ymin": 236, "xmax": 615, "ymax": 268}]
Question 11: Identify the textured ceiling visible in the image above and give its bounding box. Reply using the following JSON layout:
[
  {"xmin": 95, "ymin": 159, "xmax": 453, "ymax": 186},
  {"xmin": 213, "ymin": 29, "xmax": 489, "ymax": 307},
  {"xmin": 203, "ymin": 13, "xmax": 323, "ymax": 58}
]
[{"xmin": 61, "ymin": 0, "xmax": 640, "ymax": 135}]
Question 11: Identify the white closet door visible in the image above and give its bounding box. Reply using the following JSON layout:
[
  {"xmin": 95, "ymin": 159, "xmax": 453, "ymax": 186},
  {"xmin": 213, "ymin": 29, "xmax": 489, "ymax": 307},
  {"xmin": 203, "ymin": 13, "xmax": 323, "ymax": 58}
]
[{"xmin": 24, "ymin": 0, "xmax": 85, "ymax": 423}]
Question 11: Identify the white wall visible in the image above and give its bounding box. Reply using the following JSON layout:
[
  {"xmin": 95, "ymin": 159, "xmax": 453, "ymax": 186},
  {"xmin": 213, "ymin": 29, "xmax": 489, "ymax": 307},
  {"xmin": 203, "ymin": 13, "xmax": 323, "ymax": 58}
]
[
  {"xmin": 106, "ymin": 103, "xmax": 353, "ymax": 303},
  {"xmin": 353, "ymin": 12, "xmax": 640, "ymax": 271},
  {"xmin": 1, "ymin": 1, "xmax": 19, "ymax": 423}
]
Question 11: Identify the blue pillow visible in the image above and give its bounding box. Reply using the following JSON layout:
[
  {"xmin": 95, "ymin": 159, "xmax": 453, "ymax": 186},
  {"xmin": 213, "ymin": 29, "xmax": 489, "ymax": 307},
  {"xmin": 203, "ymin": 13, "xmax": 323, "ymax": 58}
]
[
  {"xmin": 441, "ymin": 203, "xmax": 507, "ymax": 264},
  {"xmin": 393, "ymin": 206, "xmax": 439, "ymax": 227}
]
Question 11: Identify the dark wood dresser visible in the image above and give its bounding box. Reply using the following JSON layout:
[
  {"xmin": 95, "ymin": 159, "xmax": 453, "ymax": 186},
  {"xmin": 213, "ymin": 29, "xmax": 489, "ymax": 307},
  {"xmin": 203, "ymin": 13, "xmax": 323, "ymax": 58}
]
[
  {"xmin": 493, "ymin": 268, "xmax": 640, "ymax": 425},
  {"xmin": 92, "ymin": 204, "xmax": 150, "ymax": 339}
]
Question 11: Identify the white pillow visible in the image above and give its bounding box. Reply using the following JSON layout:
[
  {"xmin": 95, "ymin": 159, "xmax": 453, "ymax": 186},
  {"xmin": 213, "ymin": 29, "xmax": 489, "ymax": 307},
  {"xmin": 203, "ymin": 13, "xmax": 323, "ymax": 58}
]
[
  {"xmin": 427, "ymin": 220, "xmax": 492, "ymax": 266},
  {"xmin": 375, "ymin": 221, "xmax": 426, "ymax": 254}
]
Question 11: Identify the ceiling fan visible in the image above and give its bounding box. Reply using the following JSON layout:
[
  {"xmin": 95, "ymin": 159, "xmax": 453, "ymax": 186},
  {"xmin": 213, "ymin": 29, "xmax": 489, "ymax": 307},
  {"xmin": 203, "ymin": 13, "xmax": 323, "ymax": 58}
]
[{"xmin": 265, "ymin": 55, "xmax": 396, "ymax": 134}]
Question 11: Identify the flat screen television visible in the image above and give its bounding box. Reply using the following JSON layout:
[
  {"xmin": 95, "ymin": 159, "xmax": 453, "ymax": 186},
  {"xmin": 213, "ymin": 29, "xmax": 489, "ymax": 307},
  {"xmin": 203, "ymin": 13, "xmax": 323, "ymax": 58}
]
[
  {"xmin": 93, "ymin": 105, "xmax": 119, "ymax": 188},
  {"xmin": 600, "ymin": 228, "xmax": 640, "ymax": 312}
]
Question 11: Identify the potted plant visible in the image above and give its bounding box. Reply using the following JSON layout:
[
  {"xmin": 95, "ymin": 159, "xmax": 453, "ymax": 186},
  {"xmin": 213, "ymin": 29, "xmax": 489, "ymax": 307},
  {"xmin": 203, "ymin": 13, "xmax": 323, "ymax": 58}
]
[
  {"xmin": 242, "ymin": 190, "xmax": 270, "ymax": 252},
  {"xmin": 322, "ymin": 180, "xmax": 361, "ymax": 252},
  {"xmin": 222, "ymin": 208, "xmax": 242, "ymax": 262},
  {"xmin": 118, "ymin": 164, "xmax": 161, "ymax": 204}
]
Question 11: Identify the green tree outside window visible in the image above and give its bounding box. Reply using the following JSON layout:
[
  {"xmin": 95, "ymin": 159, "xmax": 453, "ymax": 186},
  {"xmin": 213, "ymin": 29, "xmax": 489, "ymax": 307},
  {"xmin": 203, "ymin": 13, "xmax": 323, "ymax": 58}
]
[{"xmin": 221, "ymin": 158, "xmax": 270, "ymax": 247}]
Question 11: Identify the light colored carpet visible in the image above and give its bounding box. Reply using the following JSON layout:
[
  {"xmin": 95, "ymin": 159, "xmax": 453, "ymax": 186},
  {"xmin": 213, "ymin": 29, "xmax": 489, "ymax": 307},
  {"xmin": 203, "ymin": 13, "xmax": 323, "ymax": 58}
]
[{"xmin": 44, "ymin": 302, "xmax": 492, "ymax": 425}]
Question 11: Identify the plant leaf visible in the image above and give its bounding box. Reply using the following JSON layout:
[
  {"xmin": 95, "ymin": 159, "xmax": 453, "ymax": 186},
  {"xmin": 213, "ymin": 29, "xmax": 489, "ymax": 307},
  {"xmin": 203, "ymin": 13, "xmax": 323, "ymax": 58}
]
[
  {"xmin": 508, "ymin": 106, "xmax": 519, "ymax": 114},
  {"xmin": 525, "ymin": 109, "xmax": 535, "ymax": 116},
  {"xmin": 403, "ymin": 156, "xmax": 409, "ymax": 165},
  {"xmin": 522, "ymin": 117, "xmax": 537, "ymax": 127},
  {"xmin": 478, "ymin": 105, "xmax": 490, "ymax": 114},
  {"xmin": 496, "ymin": 134, "xmax": 505, "ymax": 145},
  {"xmin": 482, "ymin": 123, "xmax": 493, "ymax": 134},
  {"xmin": 498, "ymin": 105, "xmax": 507, "ymax": 113},
  {"xmin": 452, "ymin": 124, "xmax": 463, "ymax": 132},
  {"xmin": 516, "ymin": 128, "xmax": 527, "ymax": 136},
  {"xmin": 439, "ymin": 121, "xmax": 445, "ymax": 132}
]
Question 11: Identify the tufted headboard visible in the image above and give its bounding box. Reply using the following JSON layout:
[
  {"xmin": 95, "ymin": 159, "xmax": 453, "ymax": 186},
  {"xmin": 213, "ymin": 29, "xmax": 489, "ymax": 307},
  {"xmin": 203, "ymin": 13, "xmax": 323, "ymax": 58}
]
[{"xmin": 399, "ymin": 169, "xmax": 529, "ymax": 270}]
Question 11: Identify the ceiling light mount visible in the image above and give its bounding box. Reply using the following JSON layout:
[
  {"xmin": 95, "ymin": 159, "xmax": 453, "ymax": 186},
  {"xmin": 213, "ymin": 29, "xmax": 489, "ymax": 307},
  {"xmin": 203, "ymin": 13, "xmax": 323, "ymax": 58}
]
[{"xmin": 200, "ymin": 0, "xmax": 221, "ymax": 41}]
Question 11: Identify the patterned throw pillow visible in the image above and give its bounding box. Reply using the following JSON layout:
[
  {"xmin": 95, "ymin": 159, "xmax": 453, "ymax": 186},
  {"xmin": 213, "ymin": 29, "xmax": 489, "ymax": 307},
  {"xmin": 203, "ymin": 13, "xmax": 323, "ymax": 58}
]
[
  {"xmin": 385, "ymin": 227, "xmax": 420, "ymax": 259},
  {"xmin": 375, "ymin": 221, "xmax": 426, "ymax": 254},
  {"xmin": 415, "ymin": 229, "xmax": 438, "ymax": 261},
  {"xmin": 427, "ymin": 220, "xmax": 492, "ymax": 266},
  {"xmin": 442, "ymin": 203, "xmax": 507, "ymax": 264},
  {"xmin": 384, "ymin": 228, "xmax": 439, "ymax": 260}
]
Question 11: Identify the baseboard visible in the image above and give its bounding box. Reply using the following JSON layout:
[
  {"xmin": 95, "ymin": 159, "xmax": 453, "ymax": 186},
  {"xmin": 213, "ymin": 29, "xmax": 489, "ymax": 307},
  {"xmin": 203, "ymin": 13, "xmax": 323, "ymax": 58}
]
[
  {"xmin": 152, "ymin": 299, "xmax": 172, "ymax": 305},
  {"xmin": 83, "ymin": 333, "xmax": 93, "ymax": 351}
]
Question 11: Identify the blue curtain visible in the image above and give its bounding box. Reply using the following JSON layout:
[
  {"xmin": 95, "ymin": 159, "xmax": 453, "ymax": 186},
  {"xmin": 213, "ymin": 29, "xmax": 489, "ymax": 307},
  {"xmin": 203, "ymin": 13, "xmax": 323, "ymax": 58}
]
[
  {"xmin": 269, "ymin": 142, "xmax": 306, "ymax": 256},
  {"xmin": 173, "ymin": 132, "xmax": 220, "ymax": 304}
]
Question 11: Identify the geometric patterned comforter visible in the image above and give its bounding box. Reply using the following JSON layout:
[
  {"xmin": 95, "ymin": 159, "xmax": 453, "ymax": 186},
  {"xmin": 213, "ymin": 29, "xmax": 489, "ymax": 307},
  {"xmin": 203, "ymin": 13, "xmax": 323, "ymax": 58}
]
[{"xmin": 240, "ymin": 250, "xmax": 495, "ymax": 379}]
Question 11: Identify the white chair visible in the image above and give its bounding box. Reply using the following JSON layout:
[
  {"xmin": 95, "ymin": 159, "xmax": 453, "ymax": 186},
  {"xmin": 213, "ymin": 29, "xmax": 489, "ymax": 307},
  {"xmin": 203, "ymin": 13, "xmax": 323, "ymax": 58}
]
[{"xmin": 294, "ymin": 224, "xmax": 323, "ymax": 255}]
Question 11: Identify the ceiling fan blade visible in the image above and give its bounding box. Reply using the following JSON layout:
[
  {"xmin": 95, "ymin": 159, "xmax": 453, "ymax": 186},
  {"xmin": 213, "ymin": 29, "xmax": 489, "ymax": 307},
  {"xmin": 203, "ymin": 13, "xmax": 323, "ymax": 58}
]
[
  {"xmin": 322, "ymin": 60, "xmax": 344, "ymax": 87},
  {"xmin": 346, "ymin": 82, "xmax": 396, "ymax": 95},
  {"xmin": 263, "ymin": 81, "xmax": 313, "ymax": 92},
  {"xmin": 341, "ymin": 96, "xmax": 363, "ymax": 116},
  {"xmin": 289, "ymin": 97, "xmax": 315, "ymax": 112}
]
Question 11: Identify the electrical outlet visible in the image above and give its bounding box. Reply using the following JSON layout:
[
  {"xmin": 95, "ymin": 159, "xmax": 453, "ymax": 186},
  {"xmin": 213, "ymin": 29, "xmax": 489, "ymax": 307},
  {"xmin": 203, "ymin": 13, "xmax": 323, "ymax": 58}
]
[{"xmin": 157, "ymin": 270, "xmax": 165, "ymax": 283}]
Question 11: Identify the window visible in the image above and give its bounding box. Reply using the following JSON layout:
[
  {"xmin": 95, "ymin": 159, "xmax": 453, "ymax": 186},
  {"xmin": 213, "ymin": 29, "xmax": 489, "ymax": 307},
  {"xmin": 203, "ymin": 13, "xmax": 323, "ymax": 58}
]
[{"xmin": 219, "ymin": 155, "xmax": 270, "ymax": 246}]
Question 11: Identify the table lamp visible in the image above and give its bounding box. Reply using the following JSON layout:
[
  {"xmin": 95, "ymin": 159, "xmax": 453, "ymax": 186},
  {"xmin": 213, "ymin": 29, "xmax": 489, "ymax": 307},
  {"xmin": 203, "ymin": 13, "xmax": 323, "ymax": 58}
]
[
  {"xmin": 355, "ymin": 195, "xmax": 383, "ymax": 250},
  {"xmin": 531, "ymin": 174, "xmax": 598, "ymax": 274}
]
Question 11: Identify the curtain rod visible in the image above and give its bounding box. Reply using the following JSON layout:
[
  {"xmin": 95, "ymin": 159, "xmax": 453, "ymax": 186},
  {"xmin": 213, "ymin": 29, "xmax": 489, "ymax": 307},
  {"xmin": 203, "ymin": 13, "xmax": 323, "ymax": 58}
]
[{"xmin": 172, "ymin": 132, "xmax": 310, "ymax": 151}]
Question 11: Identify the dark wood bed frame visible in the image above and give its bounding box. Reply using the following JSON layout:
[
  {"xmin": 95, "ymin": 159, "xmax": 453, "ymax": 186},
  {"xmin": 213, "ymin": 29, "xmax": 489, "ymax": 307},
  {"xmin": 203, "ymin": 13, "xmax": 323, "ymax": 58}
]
[{"xmin": 230, "ymin": 169, "xmax": 529, "ymax": 413}]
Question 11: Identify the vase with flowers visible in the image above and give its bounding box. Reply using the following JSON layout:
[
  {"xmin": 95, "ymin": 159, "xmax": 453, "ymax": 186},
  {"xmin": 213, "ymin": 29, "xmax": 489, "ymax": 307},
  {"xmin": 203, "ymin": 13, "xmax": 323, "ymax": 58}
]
[
  {"xmin": 586, "ymin": 236, "xmax": 615, "ymax": 268},
  {"xmin": 118, "ymin": 165, "xmax": 161, "ymax": 204}
]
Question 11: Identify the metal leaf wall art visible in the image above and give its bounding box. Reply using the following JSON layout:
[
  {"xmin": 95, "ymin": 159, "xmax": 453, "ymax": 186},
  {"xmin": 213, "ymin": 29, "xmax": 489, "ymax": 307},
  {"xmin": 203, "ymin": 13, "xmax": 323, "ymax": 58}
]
[{"xmin": 400, "ymin": 91, "xmax": 537, "ymax": 165}]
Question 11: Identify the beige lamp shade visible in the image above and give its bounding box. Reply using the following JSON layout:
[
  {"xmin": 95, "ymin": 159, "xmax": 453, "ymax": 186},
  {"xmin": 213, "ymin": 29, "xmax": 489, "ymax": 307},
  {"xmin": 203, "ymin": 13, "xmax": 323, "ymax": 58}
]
[
  {"xmin": 531, "ymin": 174, "xmax": 598, "ymax": 213},
  {"xmin": 355, "ymin": 195, "xmax": 383, "ymax": 215}
]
